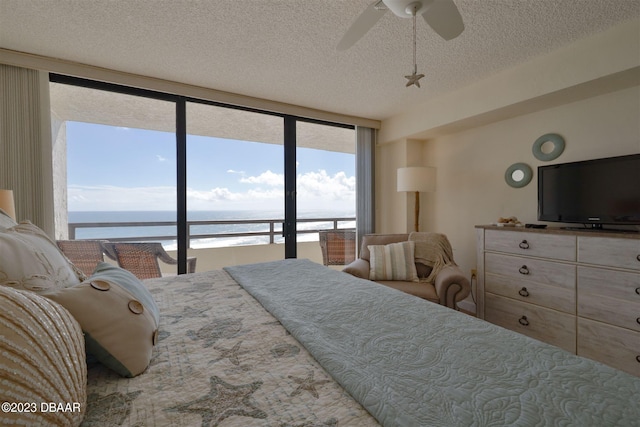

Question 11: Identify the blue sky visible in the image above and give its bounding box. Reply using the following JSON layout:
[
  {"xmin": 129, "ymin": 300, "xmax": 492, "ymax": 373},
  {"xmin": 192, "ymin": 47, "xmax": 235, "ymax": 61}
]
[{"xmin": 67, "ymin": 122, "xmax": 355, "ymax": 212}]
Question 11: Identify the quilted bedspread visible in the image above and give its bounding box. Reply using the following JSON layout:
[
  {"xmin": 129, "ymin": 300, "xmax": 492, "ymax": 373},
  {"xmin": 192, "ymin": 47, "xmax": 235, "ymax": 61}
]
[
  {"xmin": 225, "ymin": 259, "xmax": 640, "ymax": 427},
  {"xmin": 82, "ymin": 268, "xmax": 378, "ymax": 426}
]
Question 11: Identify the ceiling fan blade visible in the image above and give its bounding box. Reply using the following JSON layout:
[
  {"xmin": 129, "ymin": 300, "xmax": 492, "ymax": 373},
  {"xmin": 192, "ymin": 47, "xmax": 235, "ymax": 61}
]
[
  {"xmin": 337, "ymin": 1, "xmax": 387, "ymax": 51},
  {"xmin": 421, "ymin": 0, "xmax": 464, "ymax": 41}
]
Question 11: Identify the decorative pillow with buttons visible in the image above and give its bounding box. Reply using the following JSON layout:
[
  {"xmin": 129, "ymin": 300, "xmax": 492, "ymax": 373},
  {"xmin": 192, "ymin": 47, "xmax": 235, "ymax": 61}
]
[{"xmin": 42, "ymin": 262, "xmax": 159, "ymax": 377}]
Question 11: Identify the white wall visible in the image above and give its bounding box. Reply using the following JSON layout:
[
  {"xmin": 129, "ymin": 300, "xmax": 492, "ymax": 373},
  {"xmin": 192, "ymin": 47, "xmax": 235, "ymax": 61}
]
[
  {"xmin": 441, "ymin": 86, "xmax": 639, "ymax": 275},
  {"xmin": 162, "ymin": 241, "xmax": 330, "ymax": 274},
  {"xmin": 377, "ymin": 85, "xmax": 640, "ymax": 281},
  {"xmin": 51, "ymin": 115, "xmax": 68, "ymax": 239},
  {"xmin": 376, "ymin": 18, "xmax": 640, "ymax": 288}
]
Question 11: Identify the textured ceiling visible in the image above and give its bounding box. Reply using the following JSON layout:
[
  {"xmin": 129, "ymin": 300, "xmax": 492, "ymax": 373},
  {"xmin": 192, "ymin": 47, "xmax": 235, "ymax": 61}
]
[{"xmin": 1, "ymin": 0, "xmax": 639, "ymax": 121}]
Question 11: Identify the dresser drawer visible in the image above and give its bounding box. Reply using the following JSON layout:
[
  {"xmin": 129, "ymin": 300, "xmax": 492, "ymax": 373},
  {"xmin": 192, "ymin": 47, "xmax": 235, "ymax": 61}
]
[
  {"xmin": 485, "ymin": 229, "xmax": 576, "ymax": 261},
  {"xmin": 485, "ymin": 253, "xmax": 576, "ymax": 289},
  {"xmin": 578, "ymin": 236, "xmax": 640, "ymax": 271},
  {"xmin": 577, "ymin": 266, "xmax": 640, "ymax": 301},
  {"xmin": 578, "ymin": 318, "xmax": 640, "ymax": 377},
  {"xmin": 485, "ymin": 293, "xmax": 576, "ymax": 353},
  {"xmin": 485, "ymin": 272, "xmax": 575, "ymax": 314},
  {"xmin": 577, "ymin": 267, "xmax": 640, "ymax": 332}
]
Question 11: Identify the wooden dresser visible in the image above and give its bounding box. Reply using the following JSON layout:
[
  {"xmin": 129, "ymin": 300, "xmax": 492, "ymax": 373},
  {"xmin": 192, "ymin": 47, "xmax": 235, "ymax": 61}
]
[{"xmin": 476, "ymin": 225, "xmax": 640, "ymax": 377}]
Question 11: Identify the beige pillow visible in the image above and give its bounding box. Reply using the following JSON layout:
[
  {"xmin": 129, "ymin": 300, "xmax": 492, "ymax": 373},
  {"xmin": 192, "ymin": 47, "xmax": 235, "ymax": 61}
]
[
  {"xmin": 43, "ymin": 262, "xmax": 160, "ymax": 378},
  {"xmin": 0, "ymin": 286, "xmax": 87, "ymax": 427},
  {"xmin": 368, "ymin": 241, "xmax": 419, "ymax": 282},
  {"xmin": 0, "ymin": 221, "xmax": 82, "ymax": 292}
]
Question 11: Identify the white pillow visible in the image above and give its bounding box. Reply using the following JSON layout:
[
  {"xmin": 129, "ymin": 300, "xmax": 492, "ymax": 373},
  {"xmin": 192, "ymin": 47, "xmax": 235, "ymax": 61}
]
[
  {"xmin": 368, "ymin": 241, "xmax": 419, "ymax": 282},
  {"xmin": 0, "ymin": 221, "xmax": 82, "ymax": 292}
]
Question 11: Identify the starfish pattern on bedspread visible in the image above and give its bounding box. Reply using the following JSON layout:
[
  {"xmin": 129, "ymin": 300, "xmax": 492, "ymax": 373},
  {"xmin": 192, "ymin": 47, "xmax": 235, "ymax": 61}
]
[
  {"xmin": 209, "ymin": 340, "xmax": 244, "ymax": 366},
  {"xmin": 271, "ymin": 342, "xmax": 300, "ymax": 358},
  {"xmin": 186, "ymin": 317, "xmax": 243, "ymax": 347},
  {"xmin": 166, "ymin": 375, "xmax": 266, "ymax": 427},
  {"xmin": 288, "ymin": 371, "xmax": 331, "ymax": 399},
  {"xmin": 83, "ymin": 391, "xmax": 143, "ymax": 426},
  {"xmin": 164, "ymin": 305, "xmax": 209, "ymax": 324}
]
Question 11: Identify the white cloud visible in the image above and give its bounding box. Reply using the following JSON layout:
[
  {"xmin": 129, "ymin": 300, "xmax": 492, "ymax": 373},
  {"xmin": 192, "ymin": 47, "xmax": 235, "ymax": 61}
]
[
  {"xmin": 156, "ymin": 155, "xmax": 167, "ymax": 162},
  {"xmin": 68, "ymin": 168, "xmax": 355, "ymax": 212},
  {"xmin": 68, "ymin": 185, "xmax": 176, "ymax": 211},
  {"xmin": 188, "ymin": 187, "xmax": 240, "ymax": 202},
  {"xmin": 240, "ymin": 170, "xmax": 283, "ymax": 187},
  {"xmin": 297, "ymin": 170, "xmax": 355, "ymax": 201}
]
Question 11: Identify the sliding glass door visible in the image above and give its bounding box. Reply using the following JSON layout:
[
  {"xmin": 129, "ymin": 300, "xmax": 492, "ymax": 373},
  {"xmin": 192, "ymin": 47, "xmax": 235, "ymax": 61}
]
[
  {"xmin": 295, "ymin": 121, "xmax": 356, "ymax": 265},
  {"xmin": 186, "ymin": 101, "xmax": 285, "ymax": 266}
]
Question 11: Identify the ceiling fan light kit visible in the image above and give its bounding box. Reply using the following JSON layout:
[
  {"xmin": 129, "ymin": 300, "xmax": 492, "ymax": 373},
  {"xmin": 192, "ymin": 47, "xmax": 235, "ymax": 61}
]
[{"xmin": 338, "ymin": 0, "xmax": 464, "ymax": 87}]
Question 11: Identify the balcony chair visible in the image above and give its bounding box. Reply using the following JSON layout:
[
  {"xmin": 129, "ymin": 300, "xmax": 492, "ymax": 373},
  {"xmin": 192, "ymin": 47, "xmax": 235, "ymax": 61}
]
[
  {"xmin": 319, "ymin": 230, "xmax": 356, "ymax": 266},
  {"xmin": 56, "ymin": 239, "xmax": 107, "ymax": 277},
  {"xmin": 101, "ymin": 242, "xmax": 197, "ymax": 280},
  {"xmin": 342, "ymin": 232, "xmax": 471, "ymax": 310}
]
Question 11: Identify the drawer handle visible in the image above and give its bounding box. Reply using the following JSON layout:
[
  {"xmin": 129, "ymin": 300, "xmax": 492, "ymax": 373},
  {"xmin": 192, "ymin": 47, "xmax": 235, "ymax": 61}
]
[
  {"xmin": 518, "ymin": 287, "xmax": 530, "ymax": 297},
  {"xmin": 637, "ymin": 317, "xmax": 640, "ymax": 326},
  {"xmin": 637, "ymin": 355, "xmax": 640, "ymax": 364},
  {"xmin": 519, "ymin": 265, "xmax": 530, "ymax": 275},
  {"xmin": 637, "ymin": 254, "xmax": 640, "ymax": 262},
  {"xmin": 636, "ymin": 287, "xmax": 640, "ymax": 295},
  {"xmin": 519, "ymin": 240, "xmax": 530, "ymax": 249},
  {"xmin": 518, "ymin": 316, "xmax": 530, "ymax": 326}
]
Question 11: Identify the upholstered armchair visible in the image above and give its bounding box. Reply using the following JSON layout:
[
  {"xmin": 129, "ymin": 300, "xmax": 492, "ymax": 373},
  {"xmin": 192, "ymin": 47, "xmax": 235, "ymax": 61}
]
[{"xmin": 342, "ymin": 233, "xmax": 470, "ymax": 310}]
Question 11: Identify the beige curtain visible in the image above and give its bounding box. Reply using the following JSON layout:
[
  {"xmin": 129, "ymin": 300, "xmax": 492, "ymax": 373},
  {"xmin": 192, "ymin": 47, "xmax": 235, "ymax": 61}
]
[
  {"xmin": 355, "ymin": 126, "xmax": 376, "ymax": 254},
  {"xmin": 0, "ymin": 64, "xmax": 54, "ymax": 235}
]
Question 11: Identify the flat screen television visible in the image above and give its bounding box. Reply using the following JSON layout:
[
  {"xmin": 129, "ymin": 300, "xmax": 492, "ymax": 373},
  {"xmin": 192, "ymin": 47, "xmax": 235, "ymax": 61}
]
[{"xmin": 537, "ymin": 153, "xmax": 640, "ymax": 230}]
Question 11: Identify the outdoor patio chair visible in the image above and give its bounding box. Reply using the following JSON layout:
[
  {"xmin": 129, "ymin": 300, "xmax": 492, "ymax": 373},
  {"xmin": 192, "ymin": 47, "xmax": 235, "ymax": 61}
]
[
  {"xmin": 101, "ymin": 242, "xmax": 197, "ymax": 279},
  {"xmin": 318, "ymin": 230, "xmax": 356, "ymax": 266},
  {"xmin": 56, "ymin": 239, "xmax": 107, "ymax": 276}
]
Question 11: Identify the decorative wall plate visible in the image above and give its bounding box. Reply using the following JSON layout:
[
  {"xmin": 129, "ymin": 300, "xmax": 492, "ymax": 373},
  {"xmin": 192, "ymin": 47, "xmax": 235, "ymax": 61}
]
[
  {"xmin": 532, "ymin": 133, "xmax": 565, "ymax": 161},
  {"xmin": 505, "ymin": 162, "xmax": 533, "ymax": 188}
]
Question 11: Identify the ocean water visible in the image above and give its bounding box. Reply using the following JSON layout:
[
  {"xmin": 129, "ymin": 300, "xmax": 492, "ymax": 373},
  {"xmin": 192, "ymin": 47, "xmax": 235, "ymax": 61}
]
[{"xmin": 69, "ymin": 210, "xmax": 355, "ymax": 250}]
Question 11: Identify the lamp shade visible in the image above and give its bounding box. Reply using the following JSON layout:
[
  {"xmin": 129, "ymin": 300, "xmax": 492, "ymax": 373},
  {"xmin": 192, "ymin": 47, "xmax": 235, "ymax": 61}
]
[
  {"xmin": 0, "ymin": 189, "xmax": 16, "ymax": 220},
  {"xmin": 397, "ymin": 167, "xmax": 436, "ymax": 193}
]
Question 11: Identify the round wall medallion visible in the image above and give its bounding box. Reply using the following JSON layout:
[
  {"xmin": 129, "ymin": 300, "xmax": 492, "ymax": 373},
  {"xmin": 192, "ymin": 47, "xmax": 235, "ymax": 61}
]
[
  {"xmin": 505, "ymin": 162, "xmax": 533, "ymax": 188},
  {"xmin": 532, "ymin": 133, "xmax": 565, "ymax": 161}
]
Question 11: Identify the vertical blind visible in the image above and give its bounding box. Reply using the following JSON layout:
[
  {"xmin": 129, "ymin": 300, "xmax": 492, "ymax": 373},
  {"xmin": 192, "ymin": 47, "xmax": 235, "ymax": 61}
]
[{"xmin": 0, "ymin": 64, "xmax": 54, "ymax": 235}]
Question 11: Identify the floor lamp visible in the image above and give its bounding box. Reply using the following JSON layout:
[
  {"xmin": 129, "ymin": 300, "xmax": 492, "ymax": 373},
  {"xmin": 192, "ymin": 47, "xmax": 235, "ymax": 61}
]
[
  {"xmin": 0, "ymin": 189, "xmax": 16, "ymax": 220},
  {"xmin": 397, "ymin": 167, "xmax": 436, "ymax": 232}
]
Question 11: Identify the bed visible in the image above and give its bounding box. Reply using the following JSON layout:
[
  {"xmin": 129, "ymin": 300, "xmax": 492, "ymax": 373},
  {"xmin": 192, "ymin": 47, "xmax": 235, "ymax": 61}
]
[
  {"xmin": 80, "ymin": 263, "xmax": 377, "ymax": 426},
  {"xmin": 1, "ymin": 217, "xmax": 639, "ymax": 427},
  {"xmin": 87, "ymin": 259, "xmax": 640, "ymax": 426}
]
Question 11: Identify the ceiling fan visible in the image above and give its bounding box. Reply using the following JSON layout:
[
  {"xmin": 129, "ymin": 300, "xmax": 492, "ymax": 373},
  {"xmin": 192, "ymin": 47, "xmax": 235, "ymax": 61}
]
[{"xmin": 338, "ymin": 0, "xmax": 464, "ymax": 87}]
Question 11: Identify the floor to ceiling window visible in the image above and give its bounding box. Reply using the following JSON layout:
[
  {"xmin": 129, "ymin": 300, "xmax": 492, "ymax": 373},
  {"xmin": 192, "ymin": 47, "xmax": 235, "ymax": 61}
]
[
  {"xmin": 295, "ymin": 121, "xmax": 356, "ymax": 261},
  {"xmin": 50, "ymin": 80, "xmax": 180, "ymax": 273},
  {"xmin": 186, "ymin": 101, "xmax": 284, "ymax": 253},
  {"xmin": 50, "ymin": 75, "xmax": 358, "ymax": 273}
]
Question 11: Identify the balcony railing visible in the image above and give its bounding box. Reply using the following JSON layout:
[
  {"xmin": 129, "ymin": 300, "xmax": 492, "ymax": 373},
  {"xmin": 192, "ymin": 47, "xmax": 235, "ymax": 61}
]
[{"xmin": 68, "ymin": 217, "xmax": 356, "ymax": 248}]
